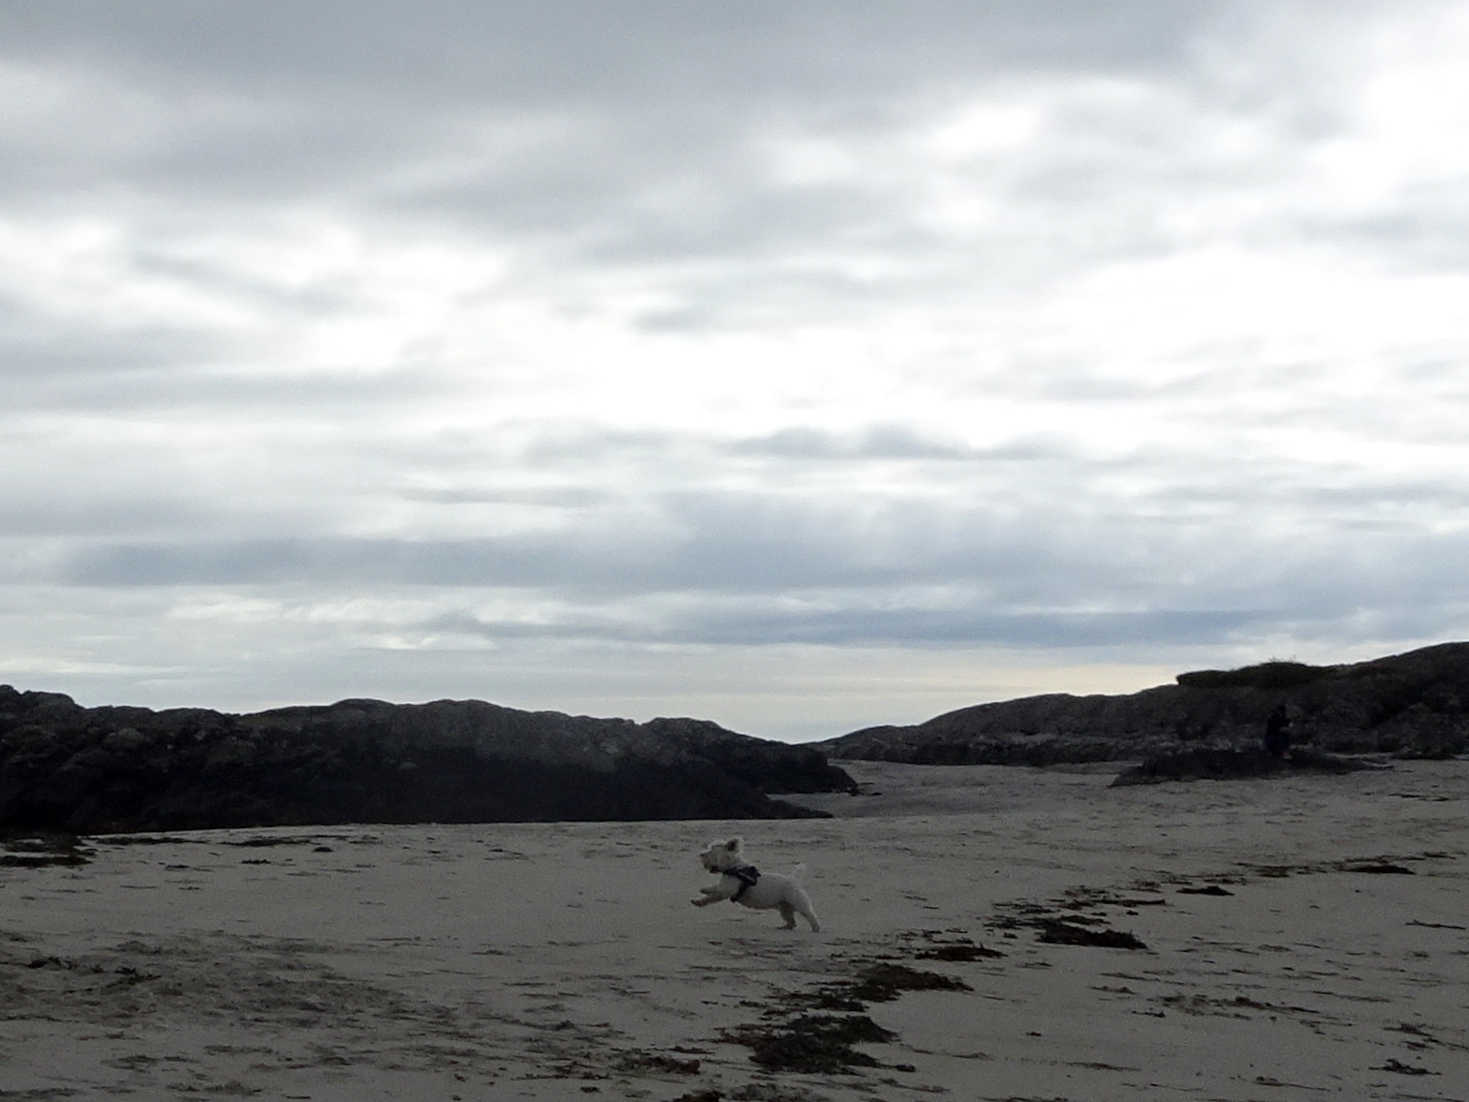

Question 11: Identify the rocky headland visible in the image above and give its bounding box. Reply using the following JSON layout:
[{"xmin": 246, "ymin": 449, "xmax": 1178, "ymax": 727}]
[
  {"xmin": 817, "ymin": 642, "xmax": 1469, "ymax": 768},
  {"xmin": 0, "ymin": 689, "xmax": 855, "ymax": 834},
  {"xmin": 6, "ymin": 643, "xmax": 1466, "ymax": 832}
]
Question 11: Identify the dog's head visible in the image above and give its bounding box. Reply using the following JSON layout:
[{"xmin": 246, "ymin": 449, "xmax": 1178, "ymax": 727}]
[{"xmin": 698, "ymin": 836, "xmax": 743, "ymax": 873}]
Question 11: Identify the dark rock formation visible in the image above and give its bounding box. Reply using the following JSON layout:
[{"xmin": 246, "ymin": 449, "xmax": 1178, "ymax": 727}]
[
  {"xmin": 0, "ymin": 688, "xmax": 855, "ymax": 833},
  {"xmin": 816, "ymin": 642, "xmax": 1469, "ymax": 766},
  {"xmin": 1109, "ymin": 747, "xmax": 1390, "ymax": 786}
]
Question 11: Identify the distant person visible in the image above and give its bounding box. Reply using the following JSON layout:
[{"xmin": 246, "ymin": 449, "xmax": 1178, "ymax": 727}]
[{"xmin": 1263, "ymin": 704, "xmax": 1291, "ymax": 758}]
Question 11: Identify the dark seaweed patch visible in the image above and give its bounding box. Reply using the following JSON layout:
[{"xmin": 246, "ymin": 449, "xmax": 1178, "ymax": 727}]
[
  {"xmin": 721, "ymin": 940, "xmax": 976, "ymax": 1074},
  {"xmin": 915, "ymin": 942, "xmax": 1005, "ymax": 962},
  {"xmin": 845, "ymin": 962, "xmax": 972, "ymax": 1002},
  {"xmin": 614, "ymin": 1050, "xmax": 701, "ymax": 1075},
  {"xmin": 1373, "ymin": 1058, "xmax": 1436, "ymax": 1076},
  {"xmin": 1, "ymin": 832, "xmax": 94, "ymax": 866},
  {"xmin": 1035, "ymin": 919, "xmax": 1147, "ymax": 950},
  {"xmin": 721, "ymin": 1014, "xmax": 897, "ymax": 1074}
]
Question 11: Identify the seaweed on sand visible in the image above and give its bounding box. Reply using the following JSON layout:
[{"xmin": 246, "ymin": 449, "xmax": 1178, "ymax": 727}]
[
  {"xmin": 721, "ymin": 1014, "xmax": 897, "ymax": 1074},
  {"xmin": 0, "ymin": 832, "xmax": 94, "ymax": 867},
  {"xmin": 1034, "ymin": 918, "xmax": 1148, "ymax": 950}
]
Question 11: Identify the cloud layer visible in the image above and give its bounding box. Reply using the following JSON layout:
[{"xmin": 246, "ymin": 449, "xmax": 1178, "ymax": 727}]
[{"xmin": 4, "ymin": 2, "xmax": 1467, "ymax": 738}]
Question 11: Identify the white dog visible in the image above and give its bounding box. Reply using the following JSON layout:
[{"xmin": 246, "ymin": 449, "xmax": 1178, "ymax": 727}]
[{"xmin": 691, "ymin": 837, "xmax": 820, "ymax": 931}]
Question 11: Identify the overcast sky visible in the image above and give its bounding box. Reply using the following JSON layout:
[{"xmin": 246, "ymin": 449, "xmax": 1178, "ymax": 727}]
[{"xmin": 4, "ymin": 2, "xmax": 1467, "ymax": 741}]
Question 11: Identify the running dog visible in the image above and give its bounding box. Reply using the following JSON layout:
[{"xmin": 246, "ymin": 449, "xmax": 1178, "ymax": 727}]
[{"xmin": 690, "ymin": 837, "xmax": 820, "ymax": 931}]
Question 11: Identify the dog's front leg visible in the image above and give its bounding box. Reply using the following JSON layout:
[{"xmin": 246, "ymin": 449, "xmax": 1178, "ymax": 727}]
[{"xmin": 691, "ymin": 882, "xmax": 733, "ymax": 907}]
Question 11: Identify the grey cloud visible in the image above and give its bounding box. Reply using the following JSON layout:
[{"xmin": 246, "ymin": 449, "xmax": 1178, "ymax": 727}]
[
  {"xmin": 8, "ymin": 0, "xmax": 1439, "ymax": 347},
  {"xmin": 50, "ymin": 478, "xmax": 1078, "ymax": 592},
  {"xmin": 629, "ymin": 305, "xmax": 723, "ymax": 334},
  {"xmin": 514, "ymin": 425, "xmax": 689, "ymax": 465},
  {"xmin": 579, "ymin": 182, "xmax": 893, "ymax": 266},
  {"xmin": 48, "ymin": 483, "xmax": 1468, "ymax": 635},
  {"xmin": 626, "ymin": 267, "xmax": 928, "ymax": 334},
  {"xmin": 53, "ymin": 526, "xmax": 908, "ymax": 593},
  {"xmin": 731, "ymin": 425, "xmax": 964, "ymax": 460},
  {"xmin": 728, "ymin": 425, "xmax": 1066, "ymax": 462},
  {"xmin": 58, "ymin": 540, "xmax": 313, "ymax": 587},
  {"xmin": 5, "ymin": 2, "xmax": 1465, "ymax": 733},
  {"xmin": 396, "ymin": 485, "xmax": 609, "ymax": 509},
  {"xmin": 1290, "ymin": 203, "xmax": 1469, "ymax": 274},
  {"xmin": 491, "ymin": 420, "xmax": 1071, "ymax": 467},
  {"xmin": 0, "ymin": 498, "xmax": 205, "ymax": 540},
  {"xmin": 0, "ymin": 275, "xmax": 447, "ymax": 413},
  {"xmin": 5, "ymin": 3, "xmax": 1210, "ymax": 102},
  {"xmin": 0, "ymin": 2, "xmax": 1216, "ymax": 249},
  {"xmin": 420, "ymin": 604, "xmax": 1265, "ymax": 650},
  {"xmin": 2, "ymin": 284, "xmax": 378, "ymax": 419},
  {"xmin": 680, "ymin": 606, "xmax": 1267, "ymax": 649},
  {"xmin": 8, "ymin": 363, "xmax": 446, "ymax": 416},
  {"xmin": 126, "ymin": 246, "xmax": 359, "ymax": 318},
  {"xmin": 0, "ymin": 320, "xmax": 214, "ymax": 383}
]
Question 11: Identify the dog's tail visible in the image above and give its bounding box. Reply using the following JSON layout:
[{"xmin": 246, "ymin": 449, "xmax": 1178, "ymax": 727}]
[{"xmin": 789, "ymin": 862, "xmax": 808, "ymax": 882}]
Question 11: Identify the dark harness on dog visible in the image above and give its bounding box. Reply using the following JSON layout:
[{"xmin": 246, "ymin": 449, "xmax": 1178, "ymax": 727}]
[{"xmin": 728, "ymin": 864, "xmax": 760, "ymax": 902}]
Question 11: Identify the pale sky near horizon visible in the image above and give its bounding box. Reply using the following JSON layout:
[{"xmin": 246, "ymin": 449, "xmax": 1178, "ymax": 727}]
[{"xmin": 4, "ymin": 2, "xmax": 1467, "ymax": 742}]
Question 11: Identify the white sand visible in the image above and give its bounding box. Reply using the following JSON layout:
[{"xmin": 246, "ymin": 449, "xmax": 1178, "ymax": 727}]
[{"xmin": 3, "ymin": 759, "xmax": 1467, "ymax": 1100}]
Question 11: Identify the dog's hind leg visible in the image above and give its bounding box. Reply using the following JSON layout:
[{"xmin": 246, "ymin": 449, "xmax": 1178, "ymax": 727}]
[
  {"xmin": 793, "ymin": 891, "xmax": 820, "ymax": 931},
  {"xmin": 777, "ymin": 902, "xmax": 798, "ymax": 929}
]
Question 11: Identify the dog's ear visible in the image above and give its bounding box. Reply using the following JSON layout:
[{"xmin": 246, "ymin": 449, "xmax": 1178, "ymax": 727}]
[{"xmin": 724, "ymin": 837, "xmax": 742, "ymax": 851}]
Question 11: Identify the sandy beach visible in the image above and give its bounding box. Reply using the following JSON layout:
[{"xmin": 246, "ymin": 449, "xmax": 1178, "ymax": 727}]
[{"xmin": 3, "ymin": 758, "xmax": 1466, "ymax": 1100}]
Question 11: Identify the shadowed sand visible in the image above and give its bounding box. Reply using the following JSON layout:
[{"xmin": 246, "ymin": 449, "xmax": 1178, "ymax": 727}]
[{"xmin": 3, "ymin": 759, "xmax": 1467, "ymax": 1100}]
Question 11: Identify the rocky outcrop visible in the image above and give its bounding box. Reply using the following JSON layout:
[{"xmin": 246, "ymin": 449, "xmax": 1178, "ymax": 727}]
[
  {"xmin": 816, "ymin": 642, "xmax": 1469, "ymax": 766},
  {"xmin": 1109, "ymin": 747, "xmax": 1390, "ymax": 786},
  {"xmin": 0, "ymin": 689, "xmax": 855, "ymax": 833}
]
